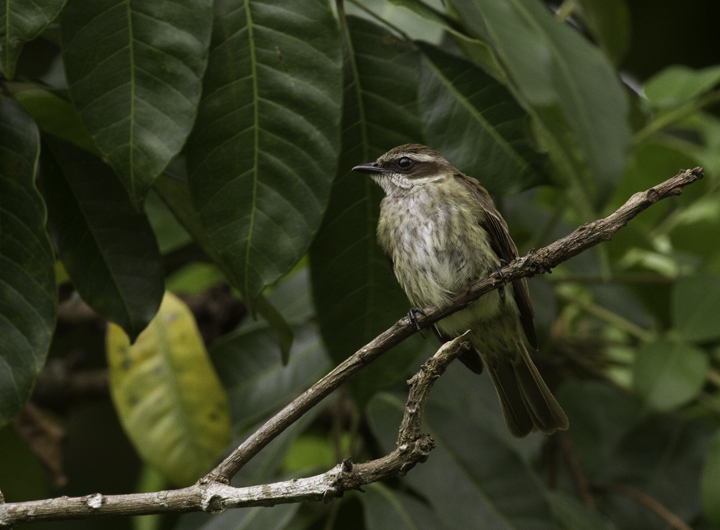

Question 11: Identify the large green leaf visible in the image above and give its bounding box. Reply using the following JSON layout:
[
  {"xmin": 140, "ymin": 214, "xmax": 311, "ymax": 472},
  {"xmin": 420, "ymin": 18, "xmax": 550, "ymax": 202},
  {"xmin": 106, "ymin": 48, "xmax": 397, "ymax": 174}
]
[
  {"xmin": 0, "ymin": 0, "xmax": 66, "ymax": 79},
  {"xmin": 368, "ymin": 385, "xmax": 555, "ymax": 529},
  {"xmin": 154, "ymin": 171, "xmax": 295, "ymax": 358},
  {"xmin": 60, "ymin": 0, "xmax": 213, "ymax": 209},
  {"xmin": 556, "ymin": 380, "xmax": 639, "ymax": 478},
  {"xmin": 644, "ymin": 65, "xmax": 720, "ymax": 107},
  {"xmin": 547, "ymin": 492, "xmax": 614, "ymax": 530},
  {"xmin": 633, "ymin": 340, "xmax": 708, "ymax": 411},
  {"xmin": 211, "ymin": 270, "xmax": 328, "ymax": 429},
  {"xmin": 599, "ymin": 416, "xmax": 715, "ymax": 530},
  {"xmin": 673, "ymin": 273, "xmax": 720, "ymax": 343},
  {"xmin": 309, "ymin": 15, "xmax": 426, "ymax": 407},
  {"xmin": 450, "ymin": 0, "xmax": 631, "ymax": 198},
  {"xmin": 362, "ymin": 483, "xmax": 440, "ymax": 530},
  {"xmin": 41, "ymin": 135, "xmax": 164, "ymax": 342},
  {"xmin": 418, "ymin": 42, "xmax": 547, "ymax": 195},
  {"xmin": 186, "ymin": 0, "xmax": 342, "ymax": 312},
  {"xmin": 212, "ymin": 323, "xmax": 329, "ymax": 431},
  {"xmin": 107, "ymin": 292, "xmax": 231, "ymax": 487},
  {"xmin": 0, "ymin": 97, "xmax": 56, "ymax": 427},
  {"xmin": 574, "ymin": 0, "xmax": 630, "ymax": 65}
]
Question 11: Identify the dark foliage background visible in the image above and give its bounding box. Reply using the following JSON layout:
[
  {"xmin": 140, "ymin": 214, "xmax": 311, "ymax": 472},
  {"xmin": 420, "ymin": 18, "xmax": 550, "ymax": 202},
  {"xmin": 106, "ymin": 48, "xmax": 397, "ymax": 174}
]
[{"xmin": 2, "ymin": 0, "xmax": 720, "ymax": 529}]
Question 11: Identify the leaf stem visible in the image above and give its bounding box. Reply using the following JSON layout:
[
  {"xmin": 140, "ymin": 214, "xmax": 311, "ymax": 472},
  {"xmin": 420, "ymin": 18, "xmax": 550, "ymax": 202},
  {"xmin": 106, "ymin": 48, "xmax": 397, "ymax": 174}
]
[
  {"xmin": 556, "ymin": 290, "xmax": 656, "ymax": 343},
  {"xmin": 632, "ymin": 89, "xmax": 720, "ymax": 146}
]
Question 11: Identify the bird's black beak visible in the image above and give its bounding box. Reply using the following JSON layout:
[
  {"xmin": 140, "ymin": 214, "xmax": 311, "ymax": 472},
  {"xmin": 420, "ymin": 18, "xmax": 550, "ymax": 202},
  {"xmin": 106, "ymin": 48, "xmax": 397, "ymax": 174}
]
[{"xmin": 352, "ymin": 162, "xmax": 384, "ymax": 174}]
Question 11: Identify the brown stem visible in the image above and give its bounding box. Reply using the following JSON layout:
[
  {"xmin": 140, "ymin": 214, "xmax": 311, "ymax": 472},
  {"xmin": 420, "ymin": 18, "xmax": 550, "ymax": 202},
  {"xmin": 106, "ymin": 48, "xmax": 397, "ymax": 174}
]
[
  {"xmin": 593, "ymin": 484, "xmax": 692, "ymax": 530},
  {"xmin": 554, "ymin": 432, "xmax": 595, "ymax": 509}
]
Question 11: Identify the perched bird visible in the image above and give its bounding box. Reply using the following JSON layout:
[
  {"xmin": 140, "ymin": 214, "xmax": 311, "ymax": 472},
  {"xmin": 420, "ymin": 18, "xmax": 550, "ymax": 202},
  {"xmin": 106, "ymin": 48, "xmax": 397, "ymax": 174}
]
[{"xmin": 353, "ymin": 144, "xmax": 568, "ymax": 438}]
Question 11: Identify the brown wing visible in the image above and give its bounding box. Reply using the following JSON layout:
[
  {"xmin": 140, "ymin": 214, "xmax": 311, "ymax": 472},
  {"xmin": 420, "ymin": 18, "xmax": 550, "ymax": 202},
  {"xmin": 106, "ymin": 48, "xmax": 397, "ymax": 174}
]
[{"xmin": 454, "ymin": 174, "xmax": 538, "ymax": 349}]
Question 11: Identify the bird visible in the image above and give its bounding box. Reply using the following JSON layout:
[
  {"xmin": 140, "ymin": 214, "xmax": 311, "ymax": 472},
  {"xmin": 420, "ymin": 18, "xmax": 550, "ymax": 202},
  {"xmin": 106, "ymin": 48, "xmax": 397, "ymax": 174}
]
[{"xmin": 353, "ymin": 144, "xmax": 568, "ymax": 438}]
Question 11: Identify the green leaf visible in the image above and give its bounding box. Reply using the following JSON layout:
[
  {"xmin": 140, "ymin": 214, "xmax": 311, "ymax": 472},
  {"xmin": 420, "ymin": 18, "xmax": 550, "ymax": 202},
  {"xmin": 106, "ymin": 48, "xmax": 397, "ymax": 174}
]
[
  {"xmin": 368, "ymin": 388, "xmax": 555, "ymax": 529},
  {"xmin": 106, "ymin": 292, "xmax": 231, "ymax": 487},
  {"xmin": 450, "ymin": 0, "xmax": 631, "ymax": 196},
  {"xmin": 211, "ymin": 320, "xmax": 329, "ymax": 431},
  {"xmin": 186, "ymin": 0, "xmax": 342, "ymax": 313},
  {"xmin": 574, "ymin": 0, "xmax": 630, "ymax": 65},
  {"xmin": 633, "ymin": 340, "xmax": 708, "ymax": 411},
  {"xmin": 556, "ymin": 380, "xmax": 639, "ymax": 478},
  {"xmin": 547, "ymin": 492, "xmax": 614, "ymax": 530},
  {"xmin": 42, "ymin": 135, "xmax": 164, "ymax": 342},
  {"xmin": 644, "ymin": 65, "xmax": 720, "ymax": 107},
  {"xmin": 701, "ymin": 429, "xmax": 720, "ymax": 527},
  {"xmin": 599, "ymin": 416, "xmax": 715, "ymax": 530},
  {"xmin": 211, "ymin": 269, "xmax": 329, "ymax": 430},
  {"xmin": 14, "ymin": 88, "xmax": 99, "ymax": 156},
  {"xmin": 607, "ymin": 141, "xmax": 699, "ymax": 229},
  {"xmin": 0, "ymin": 0, "xmax": 66, "ymax": 79},
  {"xmin": 154, "ymin": 171, "xmax": 295, "ymax": 358},
  {"xmin": 418, "ymin": 42, "xmax": 547, "ymax": 195},
  {"xmin": 673, "ymin": 273, "xmax": 720, "ymax": 343},
  {"xmin": 60, "ymin": 0, "xmax": 213, "ymax": 209},
  {"xmin": 0, "ymin": 97, "xmax": 56, "ymax": 427},
  {"xmin": 256, "ymin": 294, "xmax": 293, "ymax": 365},
  {"xmin": 309, "ymin": 15, "xmax": 426, "ymax": 407},
  {"xmin": 362, "ymin": 483, "xmax": 440, "ymax": 530}
]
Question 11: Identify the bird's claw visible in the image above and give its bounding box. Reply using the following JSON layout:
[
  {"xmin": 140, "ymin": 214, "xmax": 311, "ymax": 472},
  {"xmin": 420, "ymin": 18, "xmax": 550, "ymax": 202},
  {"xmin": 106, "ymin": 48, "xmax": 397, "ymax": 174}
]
[
  {"xmin": 407, "ymin": 307, "xmax": 427, "ymax": 338},
  {"xmin": 487, "ymin": 259, "xmax": 508, "ymax": 300}
]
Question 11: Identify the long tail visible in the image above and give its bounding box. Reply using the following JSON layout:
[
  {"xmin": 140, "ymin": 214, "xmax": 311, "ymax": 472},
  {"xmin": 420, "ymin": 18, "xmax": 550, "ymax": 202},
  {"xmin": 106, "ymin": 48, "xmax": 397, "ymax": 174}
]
[{"xmin": 483, "ymin": 341, "xmax": 568, "ymax": 438}]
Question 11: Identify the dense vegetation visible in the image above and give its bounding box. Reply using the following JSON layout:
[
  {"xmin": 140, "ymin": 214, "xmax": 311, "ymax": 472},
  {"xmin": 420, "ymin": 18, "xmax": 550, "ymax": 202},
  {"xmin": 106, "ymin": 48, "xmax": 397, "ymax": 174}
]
[{"xmin": 2, "ymin": 0, "xmax": 720, "ymax": 528}]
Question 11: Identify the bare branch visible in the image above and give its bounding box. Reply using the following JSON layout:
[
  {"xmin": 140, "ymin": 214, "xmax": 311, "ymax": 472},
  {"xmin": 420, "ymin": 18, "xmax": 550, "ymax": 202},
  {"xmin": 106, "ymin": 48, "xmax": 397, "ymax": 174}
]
[
  {"xmin": 205, "ymin": 167, "xmax": 704, "ymax": 484},
  {"xmin": 0, "ymin": 334, "xmax": 470, "ymax": 527}
]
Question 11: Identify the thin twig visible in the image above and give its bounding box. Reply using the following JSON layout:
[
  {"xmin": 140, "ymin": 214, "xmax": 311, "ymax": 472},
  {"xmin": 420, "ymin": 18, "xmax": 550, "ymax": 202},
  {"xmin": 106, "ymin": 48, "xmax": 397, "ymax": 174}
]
[
  {"xmin": 555, "ymin": 290, "xmax": 656, "ymax": 343},
  {"xmin": 593, "ymin": 484, "xmax": 692, "ymax": 530},
  {"xmin": 0, "ymin": 335, "xmax": 470, "ymax": 527},
  {"xmin": 554, "ymin": 432, "xmax": 595, "ymax": 508}
]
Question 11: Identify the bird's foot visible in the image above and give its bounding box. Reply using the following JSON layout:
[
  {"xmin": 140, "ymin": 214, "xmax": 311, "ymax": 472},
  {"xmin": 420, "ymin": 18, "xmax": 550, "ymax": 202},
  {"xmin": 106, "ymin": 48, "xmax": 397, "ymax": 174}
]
[
  {"xmin": 487, "ymin": 259, "xmax": 508, "ymax": 300},
  {"xmin": 407, "ymin": 307, "xmax": 427, "ymax": 338}
]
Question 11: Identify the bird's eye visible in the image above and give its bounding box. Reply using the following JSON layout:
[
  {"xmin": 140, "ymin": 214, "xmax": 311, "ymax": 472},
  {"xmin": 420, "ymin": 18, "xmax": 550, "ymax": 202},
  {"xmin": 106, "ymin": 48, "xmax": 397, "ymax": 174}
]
[{"xmin": 397, "ymin": 157, "xmax": 414, "ymax": 170}]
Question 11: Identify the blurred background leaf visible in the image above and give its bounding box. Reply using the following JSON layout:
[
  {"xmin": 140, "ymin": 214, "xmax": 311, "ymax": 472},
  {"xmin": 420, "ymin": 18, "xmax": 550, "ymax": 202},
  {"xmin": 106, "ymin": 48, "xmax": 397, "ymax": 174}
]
[{"xmin": 107, "ymin": 292, "xmax": 230, "ymax": 487}]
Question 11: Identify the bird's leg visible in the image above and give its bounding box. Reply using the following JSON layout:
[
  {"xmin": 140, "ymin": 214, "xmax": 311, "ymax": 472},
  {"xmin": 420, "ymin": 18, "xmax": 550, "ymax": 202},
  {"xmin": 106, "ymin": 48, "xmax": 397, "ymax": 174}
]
[
  {"xmin": 407, "ymin": 307, "xmax": 427, "ymax": 338},
  {"xmin": 487, "ymin": 259, "xmax": 508, "ymax": 300}
]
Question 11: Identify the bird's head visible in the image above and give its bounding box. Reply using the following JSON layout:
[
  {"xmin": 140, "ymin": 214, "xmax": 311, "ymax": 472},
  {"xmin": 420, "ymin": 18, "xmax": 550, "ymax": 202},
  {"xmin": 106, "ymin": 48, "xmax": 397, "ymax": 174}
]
[{"xmin": 352, "ymin": 144, "xmax": 457, "ymax": 195}]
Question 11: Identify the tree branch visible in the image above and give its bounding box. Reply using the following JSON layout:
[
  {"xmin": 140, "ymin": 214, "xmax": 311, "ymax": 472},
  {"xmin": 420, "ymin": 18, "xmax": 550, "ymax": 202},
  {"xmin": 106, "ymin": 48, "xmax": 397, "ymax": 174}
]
[
  {"xmin": 0, "ymin": 334, "xmax": 470, "ymax": 527},
  {"xmin": 205, "ymin": 166, "xmax": 704, "ymax": 484},
  {"xmin": 0, "ymin": 167, "xmax": 703, "ymax": 526}
]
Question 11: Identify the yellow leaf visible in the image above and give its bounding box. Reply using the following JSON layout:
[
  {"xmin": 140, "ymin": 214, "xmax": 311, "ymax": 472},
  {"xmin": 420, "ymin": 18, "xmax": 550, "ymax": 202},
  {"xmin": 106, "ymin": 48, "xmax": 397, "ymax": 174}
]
[{"xmin": 107, "ymin": 292, "xmax": 230, "ymax": 486}]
